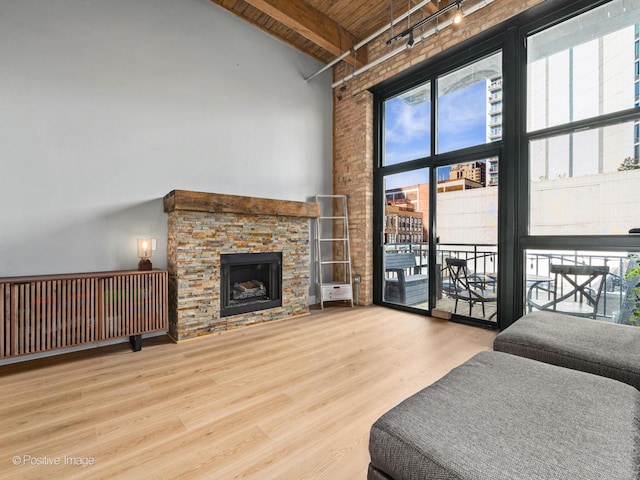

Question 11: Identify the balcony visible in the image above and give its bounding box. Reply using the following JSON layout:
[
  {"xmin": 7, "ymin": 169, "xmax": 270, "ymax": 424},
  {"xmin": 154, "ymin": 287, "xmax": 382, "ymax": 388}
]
[{"xmin": 383, "ymin": 243, "xmax": 639, "ymax": 325}]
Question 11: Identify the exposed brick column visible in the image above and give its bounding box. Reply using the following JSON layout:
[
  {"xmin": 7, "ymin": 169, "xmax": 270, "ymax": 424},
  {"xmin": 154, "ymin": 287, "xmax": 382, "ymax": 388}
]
[{"xmin": 334, "ymin": 89, "xmax": 374, "ymax": 305}]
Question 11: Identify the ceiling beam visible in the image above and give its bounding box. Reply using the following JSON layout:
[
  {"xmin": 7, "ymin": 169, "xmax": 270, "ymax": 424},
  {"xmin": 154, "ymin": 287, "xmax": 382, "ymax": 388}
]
[
  {"xmin": 424, "ymin": 1, "xmax": 438, "ymax": 15},
  {"xmin": 240, "ymin": 0, "xmax": 367, "ymax": 66}
]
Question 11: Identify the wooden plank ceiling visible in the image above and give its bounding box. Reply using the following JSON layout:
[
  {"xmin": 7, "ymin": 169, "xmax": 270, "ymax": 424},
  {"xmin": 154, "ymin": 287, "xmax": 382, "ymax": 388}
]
[{"xmin": 208, "ymin": 0, "xmax": 452, "ymax": 67}]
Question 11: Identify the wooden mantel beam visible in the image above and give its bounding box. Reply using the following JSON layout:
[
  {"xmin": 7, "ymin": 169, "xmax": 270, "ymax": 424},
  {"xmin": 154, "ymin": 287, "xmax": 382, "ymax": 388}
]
[
  {"xmin": 163, "ymin": 190, "xmax": 320, "ymax": 218},
  {"xmin": 236, "ymin": 0, "xmax": 366, "ymax": 67}
]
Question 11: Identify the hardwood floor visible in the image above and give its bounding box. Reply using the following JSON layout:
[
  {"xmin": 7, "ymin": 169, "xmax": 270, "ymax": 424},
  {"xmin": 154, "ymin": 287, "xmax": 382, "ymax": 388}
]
[{"xmin": 0, "ymin": 305, "xmax": 496, "ymax": 480}]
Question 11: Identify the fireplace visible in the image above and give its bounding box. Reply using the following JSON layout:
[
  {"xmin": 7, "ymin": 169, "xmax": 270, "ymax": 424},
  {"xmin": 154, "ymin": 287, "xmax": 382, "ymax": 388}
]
[
  {"xmin": 164, "ymin": 190, "xmax": 320, "ymax": 340},
  {"xmin": 220, "ymin": 252, "xmax": 282, "ymax": 317}
]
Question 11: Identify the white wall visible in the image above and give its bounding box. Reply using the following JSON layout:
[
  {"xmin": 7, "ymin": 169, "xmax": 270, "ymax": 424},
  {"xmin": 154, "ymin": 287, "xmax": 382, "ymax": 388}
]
[
  {"xmin": 437, "ymin": 169, "xmax": 640, "ymax": 243},
  {"xmin": 0, "ymin": 0, "xmax": 332, "ymax": 278},
  {"xmin": 531, "ymin": 169, "xmax": 640, "ymax": 235},
  {"xmin": 437, "ymin": 187, "xmax": 498, "ymax": 245}
]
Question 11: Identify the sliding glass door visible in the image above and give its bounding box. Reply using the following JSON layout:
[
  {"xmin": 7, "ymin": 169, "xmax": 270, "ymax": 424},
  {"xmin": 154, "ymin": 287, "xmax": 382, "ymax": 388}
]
[
  {"xmin": 382, "ymin": 169, "xmax": 430, "ymax": 311},
  {"xmin": 376, "ymin": 52, "xmax": 503, "ymax": 326},
  {"xmin": 435, "ymin": 158, "xmax": 498, "ymax": 323},
  {"xmin": 379, "ymin": 82, "xmax": 431, "ymax": 311}
]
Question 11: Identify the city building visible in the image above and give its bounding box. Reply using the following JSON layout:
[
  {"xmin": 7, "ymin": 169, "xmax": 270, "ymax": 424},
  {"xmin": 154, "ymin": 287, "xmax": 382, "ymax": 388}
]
[
  {"xmin": 436, "ymin": 177, "xmax": 483, "ymax": 192},
  {"xmin": 487, "ymin": 74, "xmax": 502, "ymax": 186},
  {"xmin": 384, "ymin": 203, "xmax": 425, "ymax": 244},
  {"xmin": 385, "ymin": 184, "xmax": 429, "ymax": 243},
  {"xmin": 449, "ymin": 161, "xmax": 486, "ymax": 185}
]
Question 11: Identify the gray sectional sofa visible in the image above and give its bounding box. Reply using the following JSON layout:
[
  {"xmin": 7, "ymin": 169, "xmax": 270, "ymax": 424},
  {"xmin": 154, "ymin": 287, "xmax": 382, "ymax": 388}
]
[
  {"xmin": 368, "ymin": 311, "xmax": 640, "ymax": 480},
  {"xmin": 493, "ymin": 310, "xmax": 640, "ymax": 389}
]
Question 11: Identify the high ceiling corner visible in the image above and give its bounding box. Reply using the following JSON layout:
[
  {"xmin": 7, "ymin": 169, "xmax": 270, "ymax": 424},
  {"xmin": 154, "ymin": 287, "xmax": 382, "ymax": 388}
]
[{"xmin": 208, "ymin": 0, "xmax": 445, "ymax": 68}]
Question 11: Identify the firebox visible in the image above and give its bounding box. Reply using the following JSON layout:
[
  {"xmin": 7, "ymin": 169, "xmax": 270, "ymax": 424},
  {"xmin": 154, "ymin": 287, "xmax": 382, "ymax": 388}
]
[{"xmin": 220, "ymin": 252, "xmax": 282, "ymax": 317}]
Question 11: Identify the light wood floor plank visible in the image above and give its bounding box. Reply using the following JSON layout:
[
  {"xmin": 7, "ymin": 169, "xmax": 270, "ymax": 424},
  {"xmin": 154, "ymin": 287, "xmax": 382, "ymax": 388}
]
[{"xmin": 0, "ymin": 305, "xmax": 496, "ymax": 479}]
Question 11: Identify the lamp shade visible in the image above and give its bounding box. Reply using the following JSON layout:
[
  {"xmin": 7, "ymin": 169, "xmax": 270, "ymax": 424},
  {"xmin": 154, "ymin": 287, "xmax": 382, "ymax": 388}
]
[{"xmin": 137, "ymin": 238, "xmax": 153, "ymax": 259}]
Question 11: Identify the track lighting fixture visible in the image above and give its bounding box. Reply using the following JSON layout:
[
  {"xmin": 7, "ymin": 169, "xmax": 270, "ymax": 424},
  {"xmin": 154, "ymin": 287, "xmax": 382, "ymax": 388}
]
[
  {"xmin": 387, "ymin": 0, "xmax": 464, "ymax": 46},
  {"xmin": 406, "ymin": 31, "xmax": 415, "ymax": 49},
  {"xmin": 453, "ymin": 2, "xmax": 463, "ymax": 24}
]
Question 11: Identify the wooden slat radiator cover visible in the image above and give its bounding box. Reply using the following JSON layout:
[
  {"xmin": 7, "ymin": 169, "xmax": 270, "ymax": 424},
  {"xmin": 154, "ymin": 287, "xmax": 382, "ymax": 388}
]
[{"xmin": 0, "ymin": 270, "xmax": 168, "ymax": 358}]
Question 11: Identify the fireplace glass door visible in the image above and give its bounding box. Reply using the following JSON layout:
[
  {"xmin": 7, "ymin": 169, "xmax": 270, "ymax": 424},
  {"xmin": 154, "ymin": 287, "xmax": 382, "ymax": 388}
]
[{"xmin": 220, "ymin": 252, "xmax": 282, "ymax": 317}]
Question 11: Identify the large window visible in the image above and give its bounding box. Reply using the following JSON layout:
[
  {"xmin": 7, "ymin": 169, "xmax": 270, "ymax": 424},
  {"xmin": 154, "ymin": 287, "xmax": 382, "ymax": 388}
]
[
  {"xmin": 522, "ymin": 0, "xmax": 640, "ymax": 327},
  {"xmin": 374, "ymin": 0, "xmax": 640, "ymax": 329},
  {"xmin": 527, "ymin": 0, "xmax": 640, "ymax": 235}
]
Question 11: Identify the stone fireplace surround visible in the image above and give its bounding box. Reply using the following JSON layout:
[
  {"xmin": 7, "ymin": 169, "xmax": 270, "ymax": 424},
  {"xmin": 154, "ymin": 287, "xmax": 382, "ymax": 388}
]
[{"xmin": 163, "ymin": 190, "xmax": 320, "ymax": 341}]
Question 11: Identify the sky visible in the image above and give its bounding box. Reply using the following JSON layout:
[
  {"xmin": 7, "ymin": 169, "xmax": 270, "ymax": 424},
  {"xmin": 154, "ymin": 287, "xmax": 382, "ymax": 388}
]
[{"xmin": 384, "ymin": 81, "xmax": 489, "ymax": 190}]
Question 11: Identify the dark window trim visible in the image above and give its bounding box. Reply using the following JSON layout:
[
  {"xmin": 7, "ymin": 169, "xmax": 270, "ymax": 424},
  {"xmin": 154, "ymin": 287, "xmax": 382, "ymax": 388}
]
[
  {"xmin": 527, "ymin": 108, "xmax": 640, "ymax": 141},
  {"xmin": 522, "ymin": 235, "xmax": 640, "ymax": 252},
  {"xmin": 372, "ymin": 0, "xmax": 630, "ymax": 330}
]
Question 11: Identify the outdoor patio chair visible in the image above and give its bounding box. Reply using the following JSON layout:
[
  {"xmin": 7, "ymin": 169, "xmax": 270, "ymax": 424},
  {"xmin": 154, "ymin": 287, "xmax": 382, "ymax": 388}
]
[
  {"xmin": 527, "ymin": 264, "xmax": 610, "ymax": 319},
  {"xmin": 443, "ymin": 258, "xmax": 497, "ymax": 318},
  {"xmin": 384, "ymin": 252, "xmax": 428, "ymax": 305}
]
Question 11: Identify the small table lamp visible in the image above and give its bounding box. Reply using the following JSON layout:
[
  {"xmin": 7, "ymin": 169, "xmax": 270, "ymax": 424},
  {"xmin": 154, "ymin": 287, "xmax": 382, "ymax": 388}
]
[{"xmin": 137, "ymin": 238, "xmax": 153, "ymax": 271}]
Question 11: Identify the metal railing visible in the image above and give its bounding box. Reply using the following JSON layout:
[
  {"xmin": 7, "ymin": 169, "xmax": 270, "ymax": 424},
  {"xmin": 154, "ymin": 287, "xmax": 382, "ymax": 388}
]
[
  {"xmin": 384, "ymin": 242, "xmax": 497, "ymax": 276},
  {"xmin": 384, "ymin": 242, "xmax": 635, "ymax": 322},
  {"xmin": 525, "ymin": 251, "xmax": 630, "ymax": 320}
]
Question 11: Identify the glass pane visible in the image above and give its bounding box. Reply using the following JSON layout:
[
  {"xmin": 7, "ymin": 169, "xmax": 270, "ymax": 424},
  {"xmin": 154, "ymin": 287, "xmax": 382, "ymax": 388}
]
[
  {"xmin": 383, "ymin": 83, "xmax": 431, "ymax": 166},
  {"xmin": 383, "ymin": 169, "xmax": 429, "ymax": 310},
  {"xmin": 525, "ymin": 249, "xmax": 640, "ymax": 326},
  {"xmin": 529, "ymin": 121, "xmax": 640, "ymax": 235},
  {"xmin": 437, "ymin": 52, "xmax": 503, "ymax": 154},
  {"xmin": 527, "ymin": 0, "xmax": 640, "ymax": 132},
  {"xmin": 435, "ymin": 158, "xmax": 498, "ymax": 323}
]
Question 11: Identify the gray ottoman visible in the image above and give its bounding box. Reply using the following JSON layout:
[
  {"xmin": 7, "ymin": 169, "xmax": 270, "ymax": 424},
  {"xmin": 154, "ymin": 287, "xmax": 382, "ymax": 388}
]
[
  {"xmin": 494, "ymin": 311, "xmax": 640, "ymax": 390},
  {"xmin": 368, "ymin": 351, "xmax": 640, "ymax": 480}
]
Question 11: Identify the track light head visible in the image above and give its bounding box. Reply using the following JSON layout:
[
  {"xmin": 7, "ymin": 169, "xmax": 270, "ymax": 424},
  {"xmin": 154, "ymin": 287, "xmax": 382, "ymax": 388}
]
[
  {"xmin": 406, "ymin": 31, "xmax": 415, "ymax": 49},
  {"xmin": 386, "ymin": 0, "xmax": 466, "ymax": 46},
  {"xmin": 453, "ymin": 2, "xmax": 464, "ymax": 24}
]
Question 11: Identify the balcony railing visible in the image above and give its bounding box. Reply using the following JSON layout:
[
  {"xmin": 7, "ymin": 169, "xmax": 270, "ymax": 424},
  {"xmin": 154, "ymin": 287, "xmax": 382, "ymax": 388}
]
[
  {"xmin": 525, "ymin": 251, "xmax": 632, "ymax": 322},
  {"xmin": 383, "ymin": 242, "xmax": 637, "ymax": 323}
]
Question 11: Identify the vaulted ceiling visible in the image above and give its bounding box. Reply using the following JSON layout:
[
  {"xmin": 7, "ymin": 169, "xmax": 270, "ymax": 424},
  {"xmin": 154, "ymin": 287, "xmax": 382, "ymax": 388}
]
[{"xmin": 207, "ymin": 0, "xmax": 456, "ymax": 68}]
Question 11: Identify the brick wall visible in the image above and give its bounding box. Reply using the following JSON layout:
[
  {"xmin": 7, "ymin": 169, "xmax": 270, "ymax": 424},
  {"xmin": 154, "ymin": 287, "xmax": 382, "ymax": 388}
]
[
  {"xmin": 333, "ymin": 0, "xmax": 544, "ymax": 305},
  {"xmin": 167, "ymin": 211, "xmax": 311, "ymax": 340}
]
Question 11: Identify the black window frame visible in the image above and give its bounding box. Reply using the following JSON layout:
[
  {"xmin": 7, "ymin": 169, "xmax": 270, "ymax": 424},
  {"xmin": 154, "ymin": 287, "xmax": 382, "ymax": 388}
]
[{"xmin": 371, "ymin": 0, "xmax": 640, "ymax": 330}]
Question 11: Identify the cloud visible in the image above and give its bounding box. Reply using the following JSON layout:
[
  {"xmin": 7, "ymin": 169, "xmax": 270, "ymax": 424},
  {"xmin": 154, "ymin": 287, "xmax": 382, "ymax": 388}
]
[
  {"xmin": 384, "ymin": 97, "xmax": 430, "ymax": 145},
  {"xmin": 439, "ymin": 83, "xmax": 486, "ymax": 126},
  {"xmin": 438, "ymin": 82, "xmax": 488, "ymax": 151},
  {"xmin": 383, "ymin": 80, "xmax": 490, "ymax": 160}
]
